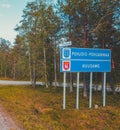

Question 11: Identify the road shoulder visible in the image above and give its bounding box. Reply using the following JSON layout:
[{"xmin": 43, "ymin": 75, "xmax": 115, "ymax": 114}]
[{"xmin": 0, "ymin": 105, "xmax": 23, "ymax": 130}]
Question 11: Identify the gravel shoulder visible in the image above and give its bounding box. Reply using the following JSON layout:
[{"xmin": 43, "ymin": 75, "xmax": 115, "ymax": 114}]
[{"xmin": 0, "ymin": 105, "xmax": 22, "ymax": 130}]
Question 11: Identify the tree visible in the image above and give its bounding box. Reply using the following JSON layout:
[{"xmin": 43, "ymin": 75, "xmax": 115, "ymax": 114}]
[
  {"xmin": 57, "ymin": 0, "xmax": 120, "ymax": 95},
  {"xmin": 15, "ymin": 0, "xmax": 61, "ymax": 88},
  {"xmin": 0, "ymin": 38, "xmax": 11, "ymax": 78}
]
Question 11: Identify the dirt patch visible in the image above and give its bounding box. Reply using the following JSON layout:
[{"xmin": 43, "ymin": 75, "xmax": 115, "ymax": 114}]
[{"xmin": 0, "ymin": 106, "xmax": 23, "ymax": 130}]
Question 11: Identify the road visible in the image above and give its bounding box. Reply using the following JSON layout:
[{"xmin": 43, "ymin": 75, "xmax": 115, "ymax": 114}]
[
  {"xmin": 0, "ymin": 80, "xmax": 120, "ymax": 92},
  {"xmin": 0, "ymin": 80, "xmax": 43, "ymax": 85}
]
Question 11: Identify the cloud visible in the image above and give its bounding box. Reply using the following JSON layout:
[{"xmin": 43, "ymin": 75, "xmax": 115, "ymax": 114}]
[{"xmin": 1, "ymin": 3, "xmax": 11, "ymax": 8}]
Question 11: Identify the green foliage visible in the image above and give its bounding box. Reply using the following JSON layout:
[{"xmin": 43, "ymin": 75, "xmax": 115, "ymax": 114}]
[
  {"xmin": 0, "ymin": 0, "xmax": 120, "ymax": 86},
  {"xmin": 0, "ymin": 38, "xmax": 12, "ymax": 78},
  {"xmin": 14, "ymin": 0, "xmax": 62, "ymax": 85}
]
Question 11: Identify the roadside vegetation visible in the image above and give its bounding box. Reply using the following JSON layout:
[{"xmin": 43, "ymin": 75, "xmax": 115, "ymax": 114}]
[
  {"xmin": 0, "ymin": 0, "xmax": 120, "ymax": 90},
  {"xmin": 0, "ymin": 85, "xmax": 119, "ymax": 130}
]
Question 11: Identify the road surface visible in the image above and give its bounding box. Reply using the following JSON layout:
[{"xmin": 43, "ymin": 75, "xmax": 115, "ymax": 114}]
[
  {"xmin": 0, "ymin": 80, "xmax": 120, "ymax": 92},
  {"xmin": 0, "ymin": 80, "xmax": 43, "ymax": 85}
]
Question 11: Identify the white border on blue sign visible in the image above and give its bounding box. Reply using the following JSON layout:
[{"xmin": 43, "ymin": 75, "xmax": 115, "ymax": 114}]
[{"xmin": 62, "ymin": 48, "xmax": 71, "ymax": 59}]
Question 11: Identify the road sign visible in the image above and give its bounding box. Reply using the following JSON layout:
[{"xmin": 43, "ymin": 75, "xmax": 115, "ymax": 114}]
[
  {"xmin": 60, "ymin": 48, "xmax": 111, "ymax": 109},
  {"xmin": 60, "ymin": 48, "xmax": 111, "ymax": 72}
]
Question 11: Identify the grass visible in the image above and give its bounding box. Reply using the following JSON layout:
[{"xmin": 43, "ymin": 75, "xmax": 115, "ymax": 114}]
[{"xmin": 0, "ymin": 85, "xmax": 120, "ymax": 130}]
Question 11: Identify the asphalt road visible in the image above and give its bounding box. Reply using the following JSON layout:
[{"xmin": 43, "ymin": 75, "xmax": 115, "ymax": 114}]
[
  {"xmin": 0, "ymin": 80, "xmax": 43, "ymax": 85},
  {"xmin": 0, "ymin": 80, "xmax": 120, "ymax": 92}
]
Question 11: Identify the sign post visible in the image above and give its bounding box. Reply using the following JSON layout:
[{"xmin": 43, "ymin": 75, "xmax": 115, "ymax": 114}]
[
  {"xmin": 76, "ymin": 72, "xmax": 80, "ymax": 109},
  {"xmin": 63, "ymin": 72, "xmax": 66, "ymax": 109},
  {"xmin": 60, "ymin": 48, "xmax": 111, "ymax": 109},
  {"xmin": 103, "ymin": 72, "xmax": 106, "ymax": 107},
  {"xmin": 89, "ymin": 72, "xmax": 93, "ymax": 108}
]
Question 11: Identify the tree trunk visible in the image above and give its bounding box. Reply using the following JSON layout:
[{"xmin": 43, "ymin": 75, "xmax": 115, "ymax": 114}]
[
  {"xmin": 1, "ymin": 64, "xmax": 2, "ymax": 77},
  {"xmin": 83, "ymin": 0, "xmax": 87, "ymax": 98},
  {"xmin": 43, "ymin": 47, "xmax": 48, "ymax": 88},
  {"xmin": 102, "ymin": 38, "xmax": 105, "ymax": 94},
  {"xmin": 4, "ymin": 69, "xmax": 7, "ymax": 78},
  {"xmin": 32, "ymin": 61, "xmax": 36, "ymax": 88},
  {"xmin": 28, "ymin": 47, "xmax": 32, "ymax": 83},
  {"xmin": 54, "ymin": 39, "xmax": 57, "ymax": 87},
  {"xmin": 110, "ymin": 71, "xmax": 115, "ymax": 94},
  {"xmin": 83, "ymin": 73, "xmax": 87, "ymax": 97},
  {"xmin": 70, "ymin": 73, "xmax": 73, "ymax": 93},
  {"xmin": 13, "ymin": 60, "xmax": 16, "ymax": 80}
]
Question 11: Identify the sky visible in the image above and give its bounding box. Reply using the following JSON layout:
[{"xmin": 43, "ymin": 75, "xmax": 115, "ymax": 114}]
[
  {"xmin": 0, "ymin": 0, "xmax": 33, "ymax": 43},
  {"xmin": 0, "ymin": 0, "xmax": 56, "ymax": 43},
  {"xmin": 0, "ymin": 0, "xmax": 57, "ymax": 44}
]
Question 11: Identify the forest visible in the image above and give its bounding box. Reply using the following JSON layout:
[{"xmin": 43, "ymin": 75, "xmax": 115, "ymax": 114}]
[{"xmin": 0, "ymin": 0, "xmax": 120, "ymax": 92}]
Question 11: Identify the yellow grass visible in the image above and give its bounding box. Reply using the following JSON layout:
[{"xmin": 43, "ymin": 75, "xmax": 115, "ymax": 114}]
[{"xmin": 0, "ymin": 85, "xmax": 119, "ymax": 130}]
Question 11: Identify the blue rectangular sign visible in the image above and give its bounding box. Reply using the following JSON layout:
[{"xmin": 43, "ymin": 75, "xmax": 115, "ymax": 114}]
[{"xmin": 60, "ymin": 48, "xmax": 111, "ymax": 72}]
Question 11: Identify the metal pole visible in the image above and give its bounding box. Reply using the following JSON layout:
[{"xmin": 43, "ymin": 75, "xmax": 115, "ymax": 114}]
[
  {"xmin": 63, "ymin": 72, "xmax": 66, "ymax": 109},
  {"xmin": 89, "ymin": 72, "xmax": 93, "ymax": 108},
  {"xmin": 76, "ymin": 72, "xmax": 80, "ymax": 109},
  {"xmin": 103, "ymin": 72, "xmax": 106, "ymax": 107}
]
